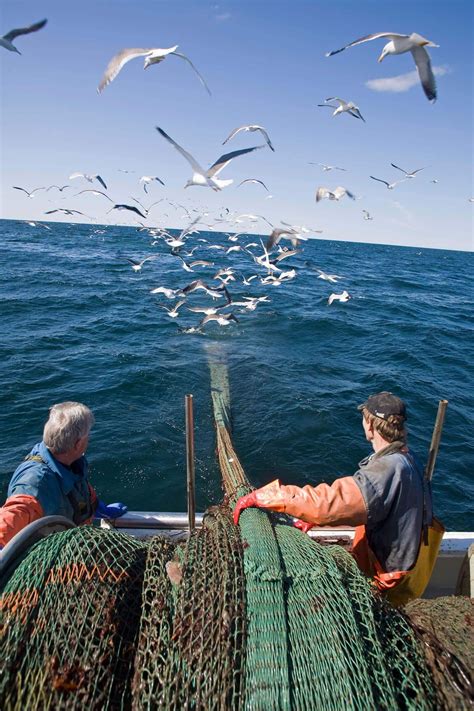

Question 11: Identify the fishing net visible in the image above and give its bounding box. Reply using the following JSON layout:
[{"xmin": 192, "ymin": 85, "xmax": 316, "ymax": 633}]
[
  {"xmin": 1, "ymin": 357, "xmax": 471, "ymax": 710},
  {"xmin": 403, "ymin": 596, "xmax": 474, "ymax": 710},
  {"xmin": 0, "ymin": 526, "xmax": 147, "ymax": 710}
]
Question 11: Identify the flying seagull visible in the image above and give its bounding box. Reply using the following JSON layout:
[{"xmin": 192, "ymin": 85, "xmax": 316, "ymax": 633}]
[
  {"xmin": 222, "ymin": 125, "xmax": 275, "ymax": 151},
  {"xmin": 316, "ymin": 186, "xmax": 356, "ymax": 202},
  {"xmin": 46, "ymin": 184, "xmax": 70, "ymax": 192},
  {"xmin": 97, "ymin": 45, "xmax": 211, "ymax": 95},
  {"xmin": 328, "ymin": 290, "xmax": 351, "ymax": 305},
  {"xmin": 318, "ymin": 97, "xmax": 365, "ymax": 122},
  {"xmin": 69, "ymin": 173, "xmax": 108, "ymax": 190},
  {"xmin": 139, "ymin": 175, "xmax": 165, "ymax": 193},
  {"xmin": 237, "ymin": 178, "xmax": 269, "ymax": 191},
  {"xmin": 75, "ymin": 189, "xmax": 114, "ymax": 202},
  {"xmin": 362, "ymin": 209, "xmax": 374, "ymax": 220},
  {"xmin": 13, "ymin": 186, "xmax": 45, "ymax": 198},
  {"xmin": 310, "ymin": 163, "xmax": 347, "ymax": 172},
  {"xmin": 124, "ymin": 256, "xmax": 157, "ymax": 271},
  {"xmin": 370, "ymin": 176, "xmax": 407, "ymax": 190},
  {"xmin": 390, "ymin": 163, "xmax": 426, "ymax": 178},
  {"xmin": 108, "ymin": 204, "xmax": 147, "ymax": 219},
  {"xmin": 266, "ymin": 228, "xmax": 303, "ymax": 251},
  {"xmin": 44, "ymin": 208, "xmax": 90, "ymax": 217},
  {"xmin": 0, "ymin": 18, "xmax": 47, "ymax": 53},
  {"xmin": 24, "ymin": 221, "xmax": 51, "ymax": 230},
  {"xmin": 317, "ymin": 270, "xmax": 344, "ymax": 283},
  {"xmin": 326, "ymin": 32, "xmax": 439, "ymax": 102},
  {"xmin": 159, "ymin": 300, "xmax": 186, "ymax": 318},
  {"xmin": 156, "ymin": 127, "xmax": 265, "ymax": 191},
  {"xmin": 200, "ymin": 313, "xmax": 239, "ymax": 327}
]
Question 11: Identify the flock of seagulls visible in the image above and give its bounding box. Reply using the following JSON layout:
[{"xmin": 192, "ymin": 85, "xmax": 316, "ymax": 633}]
[{"xmin": 4, "ymin": 15, "xmax": 471, "ymax": 332}]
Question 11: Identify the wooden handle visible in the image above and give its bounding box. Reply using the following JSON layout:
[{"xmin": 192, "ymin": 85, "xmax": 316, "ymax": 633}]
[
  {"xmin": 185, "ymin": 394, "xmax": 196, "ymax": 532},
  {"xmin": 424, "ymin": 399, "xmax": 448, "ymax": 482}
]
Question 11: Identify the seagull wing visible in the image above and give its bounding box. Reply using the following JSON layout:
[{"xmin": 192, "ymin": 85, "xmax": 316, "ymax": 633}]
[
  {"xmin": 256, "ymin": 127, "xmax": 275, "ymax": 151},
  {"xmin": 349, "ymin": 108, "xmax": 365, "ymax": 122},
  {"xmin": 156, "ymin": 127, "xmax": 206, "ymax": 174},
  {"xmin": 3, "ymin": 19, "xmax": 47, "ymax": 42},
  {"xmin": 390, "ymin": 163, "xmax": 408, "ymax": 175},
  {"xmin": 97, "ymin": 48, "xmax": 152, "ymax": 93},
  {"xmin": 316, "ymin": 187, "xmax": 330, "ymax": 202},
  {"xmin": 112, "ymin": 204, "xmax": 147, "ymax": 218},
  {"xmin": 77, "ymin": 189, "xmax": 113, "ymax": 202},
  {"xmin": 370, "ymin": 176, "xmax": 390, "ymax": 187},
  {"xmin": 94, "ymin": 175, "xmax": 108, "ymax": 190},
  {"xmin": 13, "ymin": 186, "xmax": 30, "ymax": 195},
  {"xmin": 411, "ymin": 46, "xmax": 437, "ymax": 102},
  {"xmin": 69, "ymin": 172, "xmax": 85, "ymax": 180},
  {"xmin": 171, "ymin": 51, "xmax": 211, "ymax": 96},
  {"xmin": 207, "ymin": 145, "xmax": 265, "ymax": 178},
  {"xmin": 325, "ymin": 97, "xmax": 346, "ymax": 105},
  {"xmin": 222, "ymin": 126, "xmax": 248, "ymax": 145},
  {"xmin": 325, "ymin": 32, "xmax": 408, "ymax": 56}
]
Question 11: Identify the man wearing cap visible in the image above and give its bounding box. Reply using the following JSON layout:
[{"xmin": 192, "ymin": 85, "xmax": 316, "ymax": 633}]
[
  {"xmin": 233, "ymin": 392, "xmax": 430, "ymax": 599},
  {"xmin": 0, "ymin": 402, "xmax": 128, "ymax": 548}
]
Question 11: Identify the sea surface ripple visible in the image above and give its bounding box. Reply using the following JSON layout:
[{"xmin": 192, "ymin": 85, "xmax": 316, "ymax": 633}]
[{"xmin": 0, "ymin": 219, "xmax": 472, "ymax": 530}]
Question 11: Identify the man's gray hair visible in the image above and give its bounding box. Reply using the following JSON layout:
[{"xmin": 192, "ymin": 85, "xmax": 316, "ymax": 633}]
[{"xmin": 43, "ymin": 402, "xmax": 95, "ymax": 454}]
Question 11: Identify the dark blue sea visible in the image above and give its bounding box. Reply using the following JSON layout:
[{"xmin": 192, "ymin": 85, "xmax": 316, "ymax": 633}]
[{"xmin": 0, "ymin": 219, "xmax": 472, "ymax": 530}]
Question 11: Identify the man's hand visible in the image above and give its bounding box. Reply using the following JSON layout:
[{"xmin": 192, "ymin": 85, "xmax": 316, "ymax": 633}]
[
  {"xmin": 293, "ymin": 518, "xmax": 314, "ymax": 533},
  {"xmin": 233, "ymin": 491, "xmax": 258, "ymax": 524},
  {"xmin": 95, "ymin": 500, "xmax": 128, "ymax": 519}
]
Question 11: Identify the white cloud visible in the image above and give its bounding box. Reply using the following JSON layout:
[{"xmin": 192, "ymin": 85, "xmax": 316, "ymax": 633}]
[{"xmin": 366, "ymin": 66, "xmax": 449, "ymax": 93}]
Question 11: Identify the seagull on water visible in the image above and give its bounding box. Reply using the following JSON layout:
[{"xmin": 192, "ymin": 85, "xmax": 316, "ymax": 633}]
[
  {"xmin": 326, "ymin": 32, "xmax": 439, "ymax": 102},
  {"xmin": 390, "ymin": 163, "xmax": 426, "ymax": 178},
  {"xmin": 222, "ymin": 125, "xmax": 275, "ymax": 151},
  {"xmin": 98, "ymin": 45, "xmax": 211, "ymax": 95},
  {"xmin": 318, "ymin": 97, "xmax": 365, "ymax": 122},
  {"xmin": 140, "ymin": 175, "xmax": 165, "ymax": 193},
  {"xmin": 156, "ymin": 127, "xmax": 265, "ymax": 191},
  {"xmin": 69, "ymin": 173, "xmax": 108, "ymax": 190},
  {"xmin": 370, "ymin": 176, "xmax": 407, "ymax": 190},
  {"xmin": 328, "ymin": 290, "xmax": 351, "ymax": 305},
  {"xmin": 0, "ymin": 18, "xmax": 47, "ymax": 53},
  {"xmin": 316, "ymin": 186, "xmax": 356, "ymax": 202},
  {"xmin": 13, "ymin": 186, "xmax": 45, "ymax": 198}
]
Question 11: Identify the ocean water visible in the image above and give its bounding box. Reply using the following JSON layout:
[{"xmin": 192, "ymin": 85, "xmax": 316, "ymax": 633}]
[{"xmin": 0, "ymin": 218, "xmax": 472, "ymax": 530}]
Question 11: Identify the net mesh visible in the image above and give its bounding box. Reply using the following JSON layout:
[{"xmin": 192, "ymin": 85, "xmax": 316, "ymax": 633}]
[{"xmin": 0, "ymin": 357, "xmax": 472, "ymax": 710}]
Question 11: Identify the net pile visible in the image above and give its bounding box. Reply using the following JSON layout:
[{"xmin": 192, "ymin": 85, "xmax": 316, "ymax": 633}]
[{"xmin": 0, "ymin": 527, "xmax": 147, "ymax": 710}]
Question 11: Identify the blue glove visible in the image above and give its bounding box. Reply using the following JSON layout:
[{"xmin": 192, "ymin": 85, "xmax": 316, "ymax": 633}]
[{"xmin": 95, "ymin": 499, "xmax": 128, "ymax": 519}]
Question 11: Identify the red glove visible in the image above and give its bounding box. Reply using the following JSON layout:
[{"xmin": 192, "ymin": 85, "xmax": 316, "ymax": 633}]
[
  {"xmin": 293, "ymin": 518, "xmax": 314, "ymax": 533},
  {"xmin": 233, "ymin": 491, "xmax": 258, "ymax": 524}
]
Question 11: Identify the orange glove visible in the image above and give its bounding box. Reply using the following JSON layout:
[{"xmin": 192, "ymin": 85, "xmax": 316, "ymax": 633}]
[{"xmin": 233, "ymin": 491, "xmax": 258, "ymax": 524}]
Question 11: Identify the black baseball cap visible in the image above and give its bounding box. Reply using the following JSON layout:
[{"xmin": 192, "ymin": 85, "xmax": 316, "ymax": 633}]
[{"xmin": 358, "ymin": 392, "xmax": 407, "ymax": 421}]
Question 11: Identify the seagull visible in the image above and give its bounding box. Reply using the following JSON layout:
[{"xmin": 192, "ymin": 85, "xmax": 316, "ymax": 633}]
[
  {"xmin": 326, "ymin": 32, "xmax": 439, "ymax": 102},
  {"xmin": 150, "ymin": 286, "xmax": 184, "ymax": 299},
  {"xmin": 222, "ymin": 125, "xmax": 275, "ymax": 151},
  {"xmin": 266, "ymin": 228, "xmax": 303, "ymax": 251},
  {"xmin": 316, "ymin": 186, "xmax": 356, "ymax": 202},
  {"xmin": 0, "ymin": 18, "xmax": 47, "ymax": 53},
  {"xmin": 281, "ymin": 221, "xmax": 323, "ymax": 235},
  {"xmin": 241, "ymin": 274, "xmax": 259, "ymax": 286},
  {"xmin": 182, "ymin": 279, "xmax": 225, "ymax": 299},
  {"xmin": 370, "ymin": 176, "xmax": 407, "ymax": 190},
  {"xmin": 69, "ymin": 173, "xmax": 108, "ymax": 190},
  {"xmin": 310, "ymin": 163, "xmax": 347, "ymax": 172},
  {"xmin": 159, "ymin": 300, "xmax": 186, "ymax": 318},
  {"xmin": 390, "ymin": 163, "xmax": 426, "ymax": 178},
  {"xmin": 318, "ymin": 97, "xmax": 365, "ymax": 122},
  {"xmin": 44, "ymin": 208, "xmax": 90, "ymax": 217},
  {"xmin": 157, "ymin": 127, "xmax": 265, "ymax": 191},
  {"xmin": 200, "ymin": 313, "xmax": 239, "ymax": 327},
  {"xmin": 76, "ymin": 189, "xmax": 114, "ymax": 202},
  {"xmin": 140, "ymin": 175, "xmax": 165, "ymax": 193},
  {"xmin": 13, "ymin": 186, "xmax": 45, "ymax": 198},
  {"xmin": 187, "ymin": 304, "xmax": 223, "ymax": 316},
  {"xmin": 24, "ymin": 221, "xmax": 51, "ymax": 230},
  {"xmin": 124, "ymin": 256, "xmax": 157, "ymax": 271},
  {"xmin": 328, "ymin": 290, "xmax": 351, "ymax": 305},
  {"xmin": 97, "ymin": 45, "xmax": 211, "ymax": 95},
  {"xmin": 132, "ymin": 197, "xmax": 163, "ymax": 216},
  {"xmin": 108, "ymin": 204, "xmax": 147, "ymax": 219},
  {"xmin": 362, "ymin": 209, "xmax": 374, "ymax": 220},
  {"xmin": 317, "ymin": 270, "xmax": 343, "ymax": 283},
  {"xmin": 228, "ymin": 296, "xmax": 270, "ymax": 311},
  {"xmin": 46, "ymin": 184, "xmax": 70, "ymax": 192},
  {"xmin": 237, "ymin": 178, "xmax": 269, "ymax": 191}
]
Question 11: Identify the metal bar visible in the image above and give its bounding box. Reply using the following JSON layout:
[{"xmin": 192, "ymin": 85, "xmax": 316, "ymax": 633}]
[
  {"xmin": 424, "ymin": 399, "xmax": 448, "ymax": 482},
  {"xmin": 185, "ymin": 394, "xmax": 196, "ymax": 532}
]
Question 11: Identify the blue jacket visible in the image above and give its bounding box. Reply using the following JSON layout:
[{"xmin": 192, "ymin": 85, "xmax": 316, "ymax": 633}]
[
  {"xmin": 8, "ymin": 441, "xmax": 96, "ymax": 524},
  {"xmin": 353, "ymin": 442, "xmax": 429, "ymax": 573}
]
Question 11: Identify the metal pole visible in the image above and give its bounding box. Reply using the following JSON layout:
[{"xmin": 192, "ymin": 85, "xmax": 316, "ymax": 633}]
[
  {"xmin": 185, "ymin": 394, "xmax": 196, "ymax": 532},
  {"xmin": 424, "ymin": 399, "xmax": 448, "ymax": 482}
]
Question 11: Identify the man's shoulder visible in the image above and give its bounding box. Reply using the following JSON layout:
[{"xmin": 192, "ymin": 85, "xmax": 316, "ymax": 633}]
[{"xmin": 8, "ymin": 448, "xmax": 59, "ymax": 496}]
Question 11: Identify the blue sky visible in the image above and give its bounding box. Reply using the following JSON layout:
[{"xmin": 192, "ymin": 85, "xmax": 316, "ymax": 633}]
[{"xmin": 1, "ymin": 0, "xmax": 472, "ymax": 250}]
